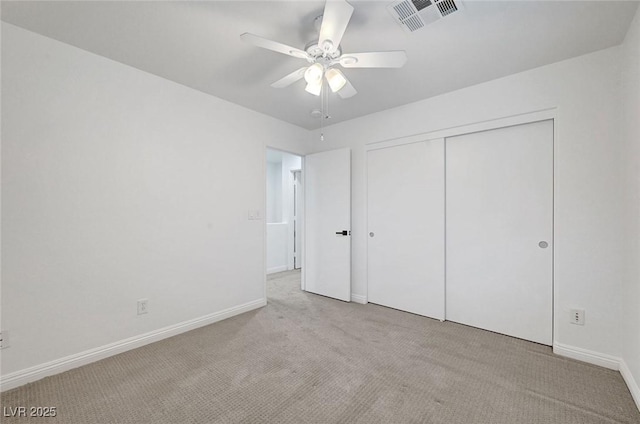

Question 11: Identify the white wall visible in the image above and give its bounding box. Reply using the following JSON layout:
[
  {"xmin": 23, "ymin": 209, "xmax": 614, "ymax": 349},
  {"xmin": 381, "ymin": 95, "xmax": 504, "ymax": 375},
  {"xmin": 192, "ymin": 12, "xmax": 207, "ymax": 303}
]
[
  {"xmin": 0, "ymin": 23, "xmax": 311, "ymax": 379},
  {"xmin": 266, "ymin": 161, "xmax": 282, "ymax": 223},
  {"xmin": 310, "ymin": 46, "xmax": 627, "ymax": 360},
  {"xmin": 621, "ymin": 8, "xmax": 640, "ymax": 406},
  {"xmin": 266, "ymin": 223, "xmax": 288, "ymax": 274}
]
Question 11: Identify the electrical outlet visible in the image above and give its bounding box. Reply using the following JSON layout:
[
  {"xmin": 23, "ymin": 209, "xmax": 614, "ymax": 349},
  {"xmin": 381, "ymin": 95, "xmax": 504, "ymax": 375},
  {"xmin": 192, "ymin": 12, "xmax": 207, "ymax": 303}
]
[
  {"xmin": 0, "ymin": 331, "xmax": 8, "ymax": 349},
  {"xmin": 137, "ymin": 299, "xmax": 149, "ymax": 315},
  {"xmin": 570, "ymin": 308, "xmax": 585, "ymax": 325}
]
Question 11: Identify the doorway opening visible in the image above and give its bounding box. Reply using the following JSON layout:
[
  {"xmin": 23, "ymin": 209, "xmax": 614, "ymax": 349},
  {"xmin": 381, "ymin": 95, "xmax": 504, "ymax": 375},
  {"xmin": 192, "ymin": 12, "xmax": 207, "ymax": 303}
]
[{"xmin": 266, "ymin": 148, "xmax": 303, "ymax": 296}]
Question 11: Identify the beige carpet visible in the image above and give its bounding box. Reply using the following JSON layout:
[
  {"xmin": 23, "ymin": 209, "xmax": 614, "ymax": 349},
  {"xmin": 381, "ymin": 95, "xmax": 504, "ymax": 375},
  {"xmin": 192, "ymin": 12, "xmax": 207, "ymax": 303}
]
[{"xmin": 2, "ymin": 270, "xmax": 639, "ymax": 423}]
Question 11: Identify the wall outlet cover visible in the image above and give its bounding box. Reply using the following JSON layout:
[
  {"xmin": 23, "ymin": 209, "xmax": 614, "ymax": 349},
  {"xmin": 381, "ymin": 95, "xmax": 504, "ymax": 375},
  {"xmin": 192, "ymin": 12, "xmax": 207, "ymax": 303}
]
[{"xmin": 570, "ymin": 308, "xmax": 585, "ymax": 325}]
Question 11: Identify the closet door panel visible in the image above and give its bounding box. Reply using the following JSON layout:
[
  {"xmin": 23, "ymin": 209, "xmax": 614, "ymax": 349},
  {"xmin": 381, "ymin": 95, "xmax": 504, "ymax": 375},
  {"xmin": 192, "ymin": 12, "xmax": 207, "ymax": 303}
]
[
  {"xmin": 367, "ymin": 140, "xmax": 445, "ymax": 319},
  {"xmin": 446, "ymin": 120, "xmax": 553, "ymax": 345}
]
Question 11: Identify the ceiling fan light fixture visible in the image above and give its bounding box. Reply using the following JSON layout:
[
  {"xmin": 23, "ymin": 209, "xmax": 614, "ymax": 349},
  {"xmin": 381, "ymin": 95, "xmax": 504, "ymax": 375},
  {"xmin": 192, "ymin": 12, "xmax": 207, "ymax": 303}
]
[
  {"xmin": 304, "ymin": 63, "xmax": 324, "ymax": 84},
  {"xmin": 325, "ymin": 68, "xmax": 347, "ymax": 92},
  {"xmin": 242, "ymin": 0, "xmax": 407, "ymax": 104},
  {"xmin": 305, "ymin": 81, "xmax": 322, "ymax": 96}
]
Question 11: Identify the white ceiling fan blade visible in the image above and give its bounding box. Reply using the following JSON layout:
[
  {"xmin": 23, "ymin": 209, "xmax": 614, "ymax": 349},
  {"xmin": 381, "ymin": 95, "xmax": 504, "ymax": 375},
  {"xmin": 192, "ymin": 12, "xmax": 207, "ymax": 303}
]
[
  {"xmin": 339, "ymin": 51, "xmax": 408, "ymax": 68},
  {"xmin": 271, "ymin": 67, "xmax": 308, "ymax": 88},
  {"xmin": 337, "ymin": 77, "xmax": 357, "ymax": 99},
  {"xmin": 241, "ymin": 33, "xmax": 309, "ymax": 60},
  {"xmin": 318, "ymin": 0, "xmax": 354, "ymax": 54}
]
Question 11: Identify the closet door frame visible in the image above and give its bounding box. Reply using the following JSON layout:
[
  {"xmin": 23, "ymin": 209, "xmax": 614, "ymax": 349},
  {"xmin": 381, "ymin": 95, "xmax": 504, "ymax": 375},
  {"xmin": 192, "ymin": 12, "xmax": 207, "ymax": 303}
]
[{"xmin": 365, "ymin": 108, "xmax": 557, "ymax": 341}]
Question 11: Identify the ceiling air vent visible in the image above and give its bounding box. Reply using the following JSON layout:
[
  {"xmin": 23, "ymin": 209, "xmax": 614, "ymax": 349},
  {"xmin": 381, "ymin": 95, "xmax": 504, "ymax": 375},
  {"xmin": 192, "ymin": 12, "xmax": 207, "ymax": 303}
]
[
  {"xmin": 436, "ymin": 0, "xmax": 458, "ymax": 16},
  {"xmin": 387, "ymin": 0, "xmax": 462, "ymax": 33}
]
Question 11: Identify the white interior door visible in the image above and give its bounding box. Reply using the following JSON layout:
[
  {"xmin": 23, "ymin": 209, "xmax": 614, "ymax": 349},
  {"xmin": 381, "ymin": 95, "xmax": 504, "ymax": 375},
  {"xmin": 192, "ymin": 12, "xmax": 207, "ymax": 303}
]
[
  {"xmin": 446, "ymin": 120, "xmax": 553, "ymax": 345},
  {"xmin": 305, "ymin": 148, "xmax": 351, "ymax": 301},
  {"xmin": 367, "ymin": 140, "xmax": 445, "ymax": 318}
]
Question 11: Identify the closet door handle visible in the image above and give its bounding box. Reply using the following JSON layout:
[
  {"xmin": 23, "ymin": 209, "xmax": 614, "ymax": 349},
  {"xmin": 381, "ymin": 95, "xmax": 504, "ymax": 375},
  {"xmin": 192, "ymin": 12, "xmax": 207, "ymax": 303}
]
[{"xmin": 336, "ymin": 230, "xmax": 350, "ymax": 236}]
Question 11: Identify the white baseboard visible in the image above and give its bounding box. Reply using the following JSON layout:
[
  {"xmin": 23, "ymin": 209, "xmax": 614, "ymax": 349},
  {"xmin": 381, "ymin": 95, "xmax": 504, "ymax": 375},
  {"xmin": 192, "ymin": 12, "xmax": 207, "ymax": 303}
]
[
  {"xmin": 351, "ymin": 294, "xmax": 367, "ymax": 304},
  {"xmin": 620, "ymin": 359, "xmax": 640, "ymax": 412},
  {"xmin": 0, "ymin": 298, "xmax": 266, "ymax": 392},
  {"xmin": 267, "ymin": 265, "xmax": 288, "ymax": 274},
  {"xmin": 553, "ymin": 343, "xmax": 640, "ymax": 413},
  {"xmin": 553, "ymin": 342, "xmax": 620, "ymax": 370}
]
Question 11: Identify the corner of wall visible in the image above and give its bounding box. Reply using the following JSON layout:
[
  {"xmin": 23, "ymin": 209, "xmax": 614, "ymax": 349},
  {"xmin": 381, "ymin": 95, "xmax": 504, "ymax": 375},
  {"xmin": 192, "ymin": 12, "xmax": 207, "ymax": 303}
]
[{"xmin": 620, "ymin": 359, "xmax": 640, "ymax": 412}]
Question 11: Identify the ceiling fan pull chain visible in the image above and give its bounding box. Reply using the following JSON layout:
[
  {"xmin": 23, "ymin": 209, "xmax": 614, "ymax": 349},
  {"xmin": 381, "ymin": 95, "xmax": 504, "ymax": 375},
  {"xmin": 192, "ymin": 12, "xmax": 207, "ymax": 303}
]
[{"xmin": 326, "ymin": 82, "xmax": 330, "ymax": 121}]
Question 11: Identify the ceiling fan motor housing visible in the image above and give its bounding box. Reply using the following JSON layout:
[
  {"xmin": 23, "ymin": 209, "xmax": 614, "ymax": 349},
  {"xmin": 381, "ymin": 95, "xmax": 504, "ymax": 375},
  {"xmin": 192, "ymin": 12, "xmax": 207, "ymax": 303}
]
[{"xmin": 305, "ymin": 40, "xmax": 342, "ymax": 62}]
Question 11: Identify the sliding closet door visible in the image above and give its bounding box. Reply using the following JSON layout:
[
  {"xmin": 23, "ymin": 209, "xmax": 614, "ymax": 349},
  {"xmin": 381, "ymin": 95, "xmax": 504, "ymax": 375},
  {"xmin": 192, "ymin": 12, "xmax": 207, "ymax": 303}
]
[
  {"xmin": 446, "ymin": 120, "xmax": 553, "ymax": 345},
  {"xmin": 368, "ymin": 140, "xmax": 445, "ymax": 319}
]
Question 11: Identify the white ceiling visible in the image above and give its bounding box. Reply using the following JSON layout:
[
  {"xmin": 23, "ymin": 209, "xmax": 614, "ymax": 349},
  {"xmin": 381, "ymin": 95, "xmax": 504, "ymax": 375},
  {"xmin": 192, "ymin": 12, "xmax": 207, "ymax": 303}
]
[{"xmin": 2, "ymin": 1, "xmax": 638, "ymax": 129}]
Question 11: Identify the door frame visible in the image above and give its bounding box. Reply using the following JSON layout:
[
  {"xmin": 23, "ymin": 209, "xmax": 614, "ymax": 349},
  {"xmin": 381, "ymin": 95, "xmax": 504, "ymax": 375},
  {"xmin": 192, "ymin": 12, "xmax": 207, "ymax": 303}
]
[
  {"xmin": 264, "ymin": 147, "xmax": 306, "ymax": 298},
  {"xmin": 291, "ymin": 169, "xmax": 303, "ymax": 271},
  {"xmin": 364, "ymin": 107, "xmax": 557, "ymax": 343}
]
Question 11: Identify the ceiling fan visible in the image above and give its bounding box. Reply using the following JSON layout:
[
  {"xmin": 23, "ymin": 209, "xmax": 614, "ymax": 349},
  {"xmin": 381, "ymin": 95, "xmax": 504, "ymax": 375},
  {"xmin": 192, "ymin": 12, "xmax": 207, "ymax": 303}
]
[{"xmin": 240, "ymin": 0, "xmax": 407, "ymax": 99}]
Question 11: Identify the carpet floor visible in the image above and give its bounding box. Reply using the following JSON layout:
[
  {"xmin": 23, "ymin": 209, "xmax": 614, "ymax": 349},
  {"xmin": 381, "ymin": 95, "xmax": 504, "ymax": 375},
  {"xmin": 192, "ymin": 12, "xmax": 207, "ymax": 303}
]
[{"xmin": 2, "ymin": 270, "xmax": 639, "ymax": 423}]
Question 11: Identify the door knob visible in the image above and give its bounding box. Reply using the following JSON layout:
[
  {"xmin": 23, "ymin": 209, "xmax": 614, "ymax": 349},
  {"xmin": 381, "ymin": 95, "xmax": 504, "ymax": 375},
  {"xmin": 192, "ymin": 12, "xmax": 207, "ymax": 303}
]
[
  {"xmin": 538, "ymin": 241, "xmax": 549, "ymax": 248},
  {"xmin": 369, "ymin": 232, "xmax": 375, "ymax": 237},
  {"xmin": 335, "ymin": 230, "xmax": 350, "ymax": 236}
]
